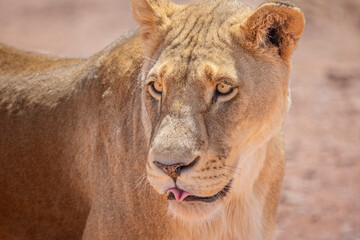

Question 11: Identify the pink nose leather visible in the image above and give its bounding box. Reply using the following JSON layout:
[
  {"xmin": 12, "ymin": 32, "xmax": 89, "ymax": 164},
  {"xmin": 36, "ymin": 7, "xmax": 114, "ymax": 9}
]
[{"xmin": 167, "ymin": 188, "xmax": 193, "ymax": 202}]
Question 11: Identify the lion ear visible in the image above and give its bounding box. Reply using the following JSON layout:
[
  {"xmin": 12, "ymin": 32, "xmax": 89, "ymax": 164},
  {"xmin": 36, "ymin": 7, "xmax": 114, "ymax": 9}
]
[
  {"xmin": 131, "ymin": 0, "xmax": 178, "ymax": 42},
  {"xmin": 239, "ymin": 1, "xmax": 305, "ymax": 60}
]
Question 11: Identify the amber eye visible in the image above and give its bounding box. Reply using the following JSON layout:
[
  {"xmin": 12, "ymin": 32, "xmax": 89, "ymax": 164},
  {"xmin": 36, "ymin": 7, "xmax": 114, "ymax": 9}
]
[
  {"xmin": 216, "ymin": 82, "xmax": 233, "ymax": 95},
  {"xmin": 151, "ymin": 81, "xmax": 163, "ymax": 94}
]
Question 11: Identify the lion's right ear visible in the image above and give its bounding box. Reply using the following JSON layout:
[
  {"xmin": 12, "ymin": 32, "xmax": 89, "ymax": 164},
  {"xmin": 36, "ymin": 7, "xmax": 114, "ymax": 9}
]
[{"xmin": 131, "ymin": 0, "xmax": 178, "ymax": 44}]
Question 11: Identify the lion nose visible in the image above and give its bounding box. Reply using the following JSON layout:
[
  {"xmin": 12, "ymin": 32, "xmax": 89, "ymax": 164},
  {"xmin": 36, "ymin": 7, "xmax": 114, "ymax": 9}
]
[{"xmin": 153, "ymin": 156, "xmax": 199, "ymax": 181}]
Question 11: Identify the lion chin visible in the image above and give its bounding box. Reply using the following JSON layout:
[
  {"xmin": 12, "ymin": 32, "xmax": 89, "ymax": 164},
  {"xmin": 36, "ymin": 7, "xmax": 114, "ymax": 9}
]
[{"xmin": 168, "ymin": 199, "xmax": 222, "ymax": 221}]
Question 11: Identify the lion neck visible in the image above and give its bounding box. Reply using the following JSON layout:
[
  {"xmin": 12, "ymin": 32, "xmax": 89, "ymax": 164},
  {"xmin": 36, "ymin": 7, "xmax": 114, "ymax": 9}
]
[{"xmin": 179, "ymin": 132, "xmax": 284, "ymax": 240}]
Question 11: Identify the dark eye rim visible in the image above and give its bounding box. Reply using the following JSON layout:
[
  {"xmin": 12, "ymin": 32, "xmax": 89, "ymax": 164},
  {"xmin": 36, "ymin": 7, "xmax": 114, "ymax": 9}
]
[
  {"xmin": 149, "ymin": 81, "xmax": 163, "ymax": 95},
  {"xmin": 215, "ymin": 85, "xmax": 235, "ymax": 96}
]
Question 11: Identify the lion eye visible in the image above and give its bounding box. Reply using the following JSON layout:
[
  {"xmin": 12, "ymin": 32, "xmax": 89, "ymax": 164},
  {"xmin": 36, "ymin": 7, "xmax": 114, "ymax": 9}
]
[
  {"xmin": 151, "ymin": 81, "xmax": 163, "ymax": 94},
  {"xmin": 148, "ymin": 81, "xmax": 163, "ymax": 100},
  {"xmin": 216, "ymin": 82, "xmax": 233, "ymax": 95}
]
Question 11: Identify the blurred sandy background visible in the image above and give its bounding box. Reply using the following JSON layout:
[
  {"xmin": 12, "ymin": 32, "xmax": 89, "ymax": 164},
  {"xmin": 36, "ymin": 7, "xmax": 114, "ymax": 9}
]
[{"xmin": 0, "ymin": 0, "xmax": 359, "ymax": 239}]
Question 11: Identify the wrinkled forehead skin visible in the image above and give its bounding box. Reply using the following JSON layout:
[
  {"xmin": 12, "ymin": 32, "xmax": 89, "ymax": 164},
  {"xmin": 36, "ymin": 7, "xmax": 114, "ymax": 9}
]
[
  {"xmin": 147, "ymin": 1, "xmax": 252, "ymax": 78},
  {"xmin": 154, "ymin": 1, "xmax": 245, "ymax": 72}
]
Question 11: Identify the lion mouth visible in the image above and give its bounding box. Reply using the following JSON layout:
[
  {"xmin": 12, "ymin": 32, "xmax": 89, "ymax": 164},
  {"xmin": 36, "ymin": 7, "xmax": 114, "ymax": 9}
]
[{"xmin": 167, "ymin": 181, "xmax": 232, "ymax": 203}]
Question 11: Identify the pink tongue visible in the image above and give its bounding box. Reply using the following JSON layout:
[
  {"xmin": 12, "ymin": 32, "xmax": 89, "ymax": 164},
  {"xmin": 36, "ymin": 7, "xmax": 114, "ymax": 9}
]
[{"xmin": 167, "ymin": 188, "xmax": 193, "ymax": 202}]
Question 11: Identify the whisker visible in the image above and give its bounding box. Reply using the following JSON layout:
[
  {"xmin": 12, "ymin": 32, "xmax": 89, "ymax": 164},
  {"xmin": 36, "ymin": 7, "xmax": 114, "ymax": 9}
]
[
  {"xmin": 222, "ymin": 167, "xmax": 239, "ymax": 174},
  {"xmin": 144, "ymin": 56, "xmax": 158, "ymax": 63},
  {"xmin": 223, "ymin": 165, "xmax": 242, "ymax": 171},
  {"xmin": 133, "ymin": 172, "xmax": 149, "ymax": 195}
]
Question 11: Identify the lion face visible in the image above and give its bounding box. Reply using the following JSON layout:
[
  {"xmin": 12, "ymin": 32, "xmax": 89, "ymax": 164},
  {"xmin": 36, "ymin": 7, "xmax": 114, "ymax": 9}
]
[{"xmin": 132, "ymin": 0, "xmax": 304, "ymax": 220}]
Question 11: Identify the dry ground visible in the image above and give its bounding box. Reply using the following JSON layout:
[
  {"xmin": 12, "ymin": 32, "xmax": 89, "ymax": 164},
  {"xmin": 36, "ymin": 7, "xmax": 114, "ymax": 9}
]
[{"xmin": 0, "ymin": 0, "xmax": 359, "ymax": 239}]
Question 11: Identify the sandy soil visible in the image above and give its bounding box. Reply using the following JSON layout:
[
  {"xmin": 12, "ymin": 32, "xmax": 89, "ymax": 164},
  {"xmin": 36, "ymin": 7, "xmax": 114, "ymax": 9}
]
[{"xmin": 0, "ymin": 0, "xmax": 359, "ymax": 239}]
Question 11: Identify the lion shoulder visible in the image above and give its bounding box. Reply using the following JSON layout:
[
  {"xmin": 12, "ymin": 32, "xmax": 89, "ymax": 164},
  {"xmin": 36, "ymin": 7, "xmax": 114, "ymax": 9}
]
[{"xmin": 0, "ymin": 44, "xmax": 82, "ymax": 76}]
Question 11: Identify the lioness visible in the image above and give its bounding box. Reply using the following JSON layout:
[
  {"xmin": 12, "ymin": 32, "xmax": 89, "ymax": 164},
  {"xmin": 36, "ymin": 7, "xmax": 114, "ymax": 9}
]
[{"xmin": 0, "ymin": 0, "xmax": 304, "ymax": 239}]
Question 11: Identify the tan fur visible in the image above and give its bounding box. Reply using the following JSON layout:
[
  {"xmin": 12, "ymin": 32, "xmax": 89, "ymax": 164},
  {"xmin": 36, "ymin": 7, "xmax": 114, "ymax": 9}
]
[{"xmin": 0, "ymin": 0, "xmax": 304, "ymax": 239}]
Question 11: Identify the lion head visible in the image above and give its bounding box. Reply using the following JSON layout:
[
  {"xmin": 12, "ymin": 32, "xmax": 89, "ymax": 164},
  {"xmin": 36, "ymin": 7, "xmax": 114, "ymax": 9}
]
[{"xmin": 131, "ymin": 0, "xmax": 304, "ymax": 220}]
